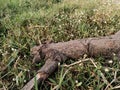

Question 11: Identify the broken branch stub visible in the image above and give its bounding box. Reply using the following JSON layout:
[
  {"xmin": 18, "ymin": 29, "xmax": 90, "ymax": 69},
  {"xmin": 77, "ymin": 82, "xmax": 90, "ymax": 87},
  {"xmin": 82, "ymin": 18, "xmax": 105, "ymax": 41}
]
[
  {"xmin": 22, "ymin": 49, "xmax": 67, "ymax": 90},
  {"xmin": 22, "ymin": 31, "xmax": 120, "ymax": 90}
]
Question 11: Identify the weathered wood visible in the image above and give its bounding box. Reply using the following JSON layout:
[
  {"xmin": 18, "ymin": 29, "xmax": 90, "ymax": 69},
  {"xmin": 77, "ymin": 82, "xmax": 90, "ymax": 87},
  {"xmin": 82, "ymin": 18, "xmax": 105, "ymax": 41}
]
[
  {"xmin": 32, "ymin": 31, "xmax": 120, "ymax": 63},
  {"xmin": 22, "ymin": 49, "xmax": 67, "ymax": 90},
  {"xmin": 22, "ymin": 31, "xmax": 120, "ymax": 90}
]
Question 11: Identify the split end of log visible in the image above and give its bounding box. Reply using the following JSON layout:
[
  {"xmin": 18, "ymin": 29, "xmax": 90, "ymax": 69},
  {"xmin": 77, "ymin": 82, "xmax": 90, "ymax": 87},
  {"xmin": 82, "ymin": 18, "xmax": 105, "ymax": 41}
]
[
  {"xmin": 22, "ymin": 50, "xmax": 65, "ymax": 90},
  {"xmin": 22, "ymin": 72, "xmax": 48, "ymax": 90}
]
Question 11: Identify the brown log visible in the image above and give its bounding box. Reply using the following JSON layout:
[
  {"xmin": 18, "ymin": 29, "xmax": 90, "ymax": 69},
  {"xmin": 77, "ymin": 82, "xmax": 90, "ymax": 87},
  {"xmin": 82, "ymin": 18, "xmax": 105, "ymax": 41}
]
[{"xmin": 22, "ymin": 31, "xmax": 120, "ymax": 90}]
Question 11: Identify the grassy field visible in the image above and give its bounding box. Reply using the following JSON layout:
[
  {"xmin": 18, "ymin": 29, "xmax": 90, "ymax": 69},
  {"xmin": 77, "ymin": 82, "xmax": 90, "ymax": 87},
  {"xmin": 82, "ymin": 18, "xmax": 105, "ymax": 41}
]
[{"xmin": 0, "ymin": 0, "xmax": 120, "ymax": 90}]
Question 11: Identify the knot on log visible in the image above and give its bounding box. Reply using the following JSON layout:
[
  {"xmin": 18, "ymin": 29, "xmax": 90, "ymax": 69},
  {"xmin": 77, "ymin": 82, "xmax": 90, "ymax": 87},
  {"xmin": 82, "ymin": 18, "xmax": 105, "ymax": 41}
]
[
  {"xmin": 31, "ymin": 44, "xmax": 47, "ymax": 63},
  {"xmin": 38, "ymin": 49, "xmax": 67, "ymax": 74}
]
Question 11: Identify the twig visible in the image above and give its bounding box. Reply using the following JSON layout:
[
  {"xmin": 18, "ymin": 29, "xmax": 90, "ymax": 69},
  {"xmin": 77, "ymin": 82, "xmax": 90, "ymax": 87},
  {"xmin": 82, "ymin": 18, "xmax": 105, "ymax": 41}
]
[
  {"xmin": 52, "ymin": 67, "xmax": 71, "ymax": 90},
  {"xmin": 90, "ymin": 58, "xmax": 113, "ymax": 89},
  {"xmin": 112, "ymin": 85, "xmax": 120, "ymax": 89},
  {"xmin": 62, "ymin": 58, "xmax": 90, "ymax": 68},
  {"xmin": 0, "ymin": 81, "xmax": 7, "ymax": 90},
  {"xmin": 105, "ymin": 70, "xmax": 118, "ymax": 90},
  {"xmin": 27, "ymin": 25, "xmax": 51, "ymax": 29}
]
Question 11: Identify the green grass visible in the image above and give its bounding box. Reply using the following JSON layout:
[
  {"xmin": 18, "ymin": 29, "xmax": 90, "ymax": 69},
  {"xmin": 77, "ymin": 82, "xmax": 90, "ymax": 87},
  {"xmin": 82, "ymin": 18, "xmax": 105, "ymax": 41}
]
[{"xmin": 0, "ymin": 0, "xmax": 120, "ymax": 90}]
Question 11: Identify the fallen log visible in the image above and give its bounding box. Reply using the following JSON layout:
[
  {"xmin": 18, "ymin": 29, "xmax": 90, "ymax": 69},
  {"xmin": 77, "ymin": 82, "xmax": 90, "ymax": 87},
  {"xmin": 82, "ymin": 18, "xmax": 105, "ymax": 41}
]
[{"xmin": 22, "ymin": 31, "xmax": 120, "ymax": 90}]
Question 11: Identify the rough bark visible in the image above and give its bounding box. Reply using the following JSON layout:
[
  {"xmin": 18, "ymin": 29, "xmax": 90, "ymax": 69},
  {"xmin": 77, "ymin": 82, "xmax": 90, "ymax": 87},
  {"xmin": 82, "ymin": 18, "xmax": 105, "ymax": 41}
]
[{"xmin": 22, "ymin": 31, "xmax": 120, "ymax": 90}]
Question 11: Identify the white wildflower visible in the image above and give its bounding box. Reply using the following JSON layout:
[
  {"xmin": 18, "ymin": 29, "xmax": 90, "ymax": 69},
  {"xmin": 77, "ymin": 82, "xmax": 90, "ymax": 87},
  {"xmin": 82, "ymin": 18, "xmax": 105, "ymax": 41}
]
[
  {"xmin": 93, "ymin": 9, "xmax": 97, "ymax": 12},
  {"xmin": 113, "ymin": 53, "xmax": 116, "ymax": 56},
  {"xmin": 70, "ymin": 34, "xmax": 74, "ymax": 37},
  {"xmin": 104, "ymin": 21, "xmax": 107, "ymax": 24},
  {"xmin": 108, "ymin": 60, "xmax": 113, "ymax": 64},
  {"xmin": 24, "ymin": 69, "xmax": 27, "ymax": 71},
  {"xmin": 80, "ymin": 11, "xmax": 84, "ymax": 15},
  {"xmin": 24, "ymin": 55, "xmax": 26, "ymax": 58},
  {"xmin": 24, "ymin": 80, "xmax": 26, "ymax": 83},
  {"xmin": 59, "ymin": 25, "xmax": 62, "ymax": 28},
  {"xmin": 27, "ymin": 69, "xmax": 30, "ymax": 72},
  {"xmin": 2, "ymin": 51, "xmax": 8, "ymax": 56},
  {"xmin": 12, "ymin": 78, "xmax": 16, "ymax": 81},
  {"xmin": 75, "ymin": 80, "xmax": 78, "ymax": 83},
  {"xmin": 58, "ymin": 62, "xmax": 60, "ymax": 66},
  {"xmin": 78, "ymin": 19, "xmax": 81, "ymax": 23},
  {"xmin": 11, "ymin": 48, "xmax": 17, "ymax": 51},
  {"xmin": 104, "ymin": 68, "xmax": 109, "ymax": 72}
]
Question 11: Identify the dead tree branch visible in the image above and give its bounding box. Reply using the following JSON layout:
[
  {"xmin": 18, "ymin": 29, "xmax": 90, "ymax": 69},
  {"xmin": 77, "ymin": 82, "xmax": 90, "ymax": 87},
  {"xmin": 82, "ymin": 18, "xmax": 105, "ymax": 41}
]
[{"xmin": 22, "ymin": 31, "xmax": 120, "ymax": 90}]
